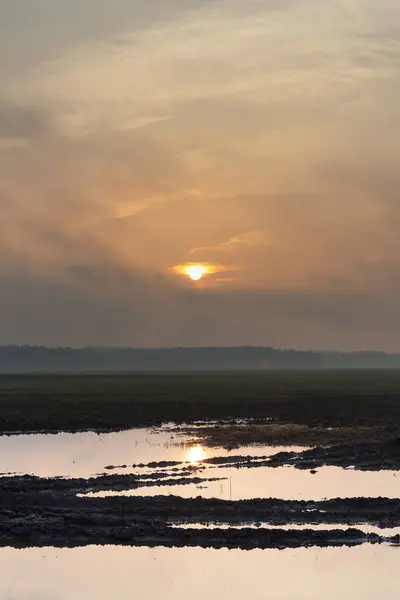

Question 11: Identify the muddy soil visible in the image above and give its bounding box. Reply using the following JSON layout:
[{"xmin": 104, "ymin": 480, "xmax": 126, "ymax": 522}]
[
  {"xmin": 0, "ymin": 521, "xmax": 393, "ymax": 550},
  {"xmin": 266, "ymin": 439, "xmax": 400, "ymax": 471},
  {"xmin": 0, "ymin": 471, "xmax": 224, "ymax": 495},
  {"xmin": 186, "ymin": 439, "xmax": 400, "ymax": 471},
  {"xmin": 186, "ymin": 423, "xmax": 399, "ymax": 449},
  {"xmin": 1, "ymin": 473, "xmax": 400, "ymax": 549}
]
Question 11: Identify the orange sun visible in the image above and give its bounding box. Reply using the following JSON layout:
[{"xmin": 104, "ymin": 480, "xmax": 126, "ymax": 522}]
[
  {"xmin": 170, "ymin": 262, "xmax": 220, "ymax": 282},
  {"xmin": 186, "ymin": 265, "xmax": 206, "ymax": 281}
]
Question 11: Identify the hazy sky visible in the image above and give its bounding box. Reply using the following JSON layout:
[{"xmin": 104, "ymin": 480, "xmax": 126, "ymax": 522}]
[{"xmin": 1, "ymin": 0, "xmax": 399, "ymax": 349}]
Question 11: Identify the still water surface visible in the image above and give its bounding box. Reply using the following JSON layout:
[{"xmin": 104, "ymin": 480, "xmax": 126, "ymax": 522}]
[
  {"xmin": 0, "ymin": 544, "xmax": 398, "ymax": 600},
  {"xmin": 1, "ymin": 427, "xmax": 399, "ymax": 501},
  {"xmin": 1, "ymin": 425, "xmax": 399, "ymax": 599},
  {"xmin": 89, "ymin": 464, "xmax": 400, "ymax": 501},
  {"xmin": 0, "ymin": 428, "xmax": 280, "ymax": 477},
  {"xmin": 0, "ymin": 428, "xmax": 183, "ymax": 478}
]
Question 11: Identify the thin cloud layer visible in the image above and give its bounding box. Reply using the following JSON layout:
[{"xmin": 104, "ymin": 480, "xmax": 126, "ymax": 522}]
[{"xmin": 0, "ymin": 0, "xmax": 399, "ymax": 349}]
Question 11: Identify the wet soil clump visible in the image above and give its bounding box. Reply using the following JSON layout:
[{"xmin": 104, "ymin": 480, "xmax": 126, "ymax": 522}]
[
  {"xmin": 1, "ymin": 474, "xmax": 400, "ymax": 549},
  {"xmin": 180, "ymin": 439, "xmax": 400, "ymax": 472},
  {"xmin": 187, "ymin": 423, "xmax": 395, "ymax": 449},
  {"xmin": 266, "ymin": 439, "xmax": 400, "ymax": 471}
]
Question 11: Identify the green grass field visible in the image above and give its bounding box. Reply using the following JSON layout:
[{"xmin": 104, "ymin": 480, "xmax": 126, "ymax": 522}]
[{"xmin": 1, "ymin": 370, "xmax": 400, "ymax": 434}]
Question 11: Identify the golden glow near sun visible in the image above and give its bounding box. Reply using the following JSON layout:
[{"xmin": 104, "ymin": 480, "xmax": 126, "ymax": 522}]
[
  {"xmin": 188, "ymin": 445, "xmax": 206, "ymax": 463},
  {"xmin": 170, "ymin": 262, "xmax": 221, "ymax": 282}
]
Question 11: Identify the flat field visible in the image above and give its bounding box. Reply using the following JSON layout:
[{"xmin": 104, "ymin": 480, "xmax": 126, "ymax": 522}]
[
  {"xmin": 1, "ymin": 370, "xmax": 400, "ymax": 436},
  {"xmin": 2, "ymin": 370, "xmax": 400, "ymax": 551}
]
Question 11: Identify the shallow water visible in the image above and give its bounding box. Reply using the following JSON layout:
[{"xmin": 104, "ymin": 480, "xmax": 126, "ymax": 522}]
[
  {"xmin": 86, "ymin": 461, "xmax": 400, "ymax": 502},
  {"xmin": 1, "ymin": 427, "xmax": 400, "ymax": 502},
  {"xmin": 0, "ymin": 544, "xmax": 399, "ymax": 600},
  {"xmin": 0, "ymin": 427, "xmax": 301, "ymax": 478},
  {"xmin": 0, "ymin": 428, "xmax": 184, "ymax": 478},
  {"xmin": 1, "ymin": 424, "xmax": 400, "ymax": 599},
  {"xmin": 87, "ymin": 467, "xmax": 400, "ymax": 500}
]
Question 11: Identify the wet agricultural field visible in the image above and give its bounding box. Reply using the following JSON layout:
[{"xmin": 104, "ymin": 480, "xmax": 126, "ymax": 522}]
[{"xmin": 1, "ymin": 372, "xmax": 400, "ymax": 598}]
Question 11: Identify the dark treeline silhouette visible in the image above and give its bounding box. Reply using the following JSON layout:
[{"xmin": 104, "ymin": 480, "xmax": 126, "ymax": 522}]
[{"xmin": 0, "ymin": 346, "xmax": 399, "ymax": 372}]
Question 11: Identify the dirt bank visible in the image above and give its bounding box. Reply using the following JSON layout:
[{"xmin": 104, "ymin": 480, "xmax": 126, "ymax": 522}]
[
  {"xmin": 1, "ymin": 520, "xmax": 394, "ymax": 550},
  {"xmin": 186, "ymin": 423, "xmax": 397, "ymax": 448},
  {"xmin": 2, "ymin": 473, "xmax": 400, "ymax": 549}
]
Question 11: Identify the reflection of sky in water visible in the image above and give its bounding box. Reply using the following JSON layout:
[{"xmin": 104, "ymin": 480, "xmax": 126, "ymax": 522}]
[
  {"xmin": 87, "ymin": 463, "xmax": 400, "ymax": 501},
  {"xmin": 0, "ymin": 544, "xmax": 399, "ymax": 600},
  {"xmin": 0, "ymin": 428, "xmax": 191, "ymax": 478},
  {"xmin": 0, "ymin": 428, "xmax": 301, "ymax": 478},
  {"xmin": 1, "ymin": 426, "xmax": 400, "ymax": 598},
  {"xmin": 1, "ymin": 427, "xmax": 400, "ymax": 501}
]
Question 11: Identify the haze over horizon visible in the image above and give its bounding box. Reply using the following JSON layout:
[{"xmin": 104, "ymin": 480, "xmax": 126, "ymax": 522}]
[{"xmin": 1, "ymin": 1, "xmax": 400, "ymax": 350}]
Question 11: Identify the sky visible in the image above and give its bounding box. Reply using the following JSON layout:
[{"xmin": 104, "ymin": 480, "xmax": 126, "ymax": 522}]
[{"xmin": 0, "ymin": 0, "xmax": 399, "ymax": 350}]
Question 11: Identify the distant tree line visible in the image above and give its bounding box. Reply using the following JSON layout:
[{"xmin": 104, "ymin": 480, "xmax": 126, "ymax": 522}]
[{"xmin": 0, "ymin": 345, "xmax": 399, "ymax": 372}]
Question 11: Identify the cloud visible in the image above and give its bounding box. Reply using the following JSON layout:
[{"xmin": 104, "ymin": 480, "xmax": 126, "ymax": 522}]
[
  {"xmin": 0, "ymin": 119, "xmax": 191, "ymax": 269},
  {"xmin": 0, "ymin": 0, "xmax": 223, "ymax": 80},
  {"xmin": 1, "ymin": 260, "xmax": 400, "ymax": 351},
  {"xmin": 0, "ymin": 103, "xmax": 53, "ymax": 140},
  {"xmin": 0, "ymin": 0, "xmax": 399, "ymax": 348}
]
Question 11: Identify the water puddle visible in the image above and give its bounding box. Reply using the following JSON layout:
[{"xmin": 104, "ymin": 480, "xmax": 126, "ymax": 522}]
[
  {"xmin": 2, "ymin": 426, "xmax": 400, "ymax": 503},
  {"xmin": 0, "ymin": 428, "xmax": 183, "ymax": 478},
  {"xmin": 0, "ymin": 427, "xmax": 304, "ymax": 479},
  {"xmin": 85, "ymin": 459, "xmax": 400, "ymax": 502},
  {"xmin": 2, "ymin": 424, "xmax": 400, "ymax": 558},
  {"xmin": 0, "ymin": 544, "xmax": 399, "ymax": 600},
  {"xmin": 83, "ymin": 446, "xmax": 400, "ymax": 500}
]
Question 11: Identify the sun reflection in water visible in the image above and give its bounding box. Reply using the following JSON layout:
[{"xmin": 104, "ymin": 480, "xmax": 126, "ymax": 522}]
[{"xmin": 188, "ymin": 445, "xmax": 206, "ymax": 464}]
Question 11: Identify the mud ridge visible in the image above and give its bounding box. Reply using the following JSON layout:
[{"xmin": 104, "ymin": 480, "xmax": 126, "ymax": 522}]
[
  {"xmin": 2, "ymin": 471, "xmax": 400, "ymax": 549},
  {"xmin": 266, "ymin": 439, "xmax": 400, "ymax": 471},
  {"xmin": 1, "ymin": 523, "xmax": 397, "ymax": 550}
]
